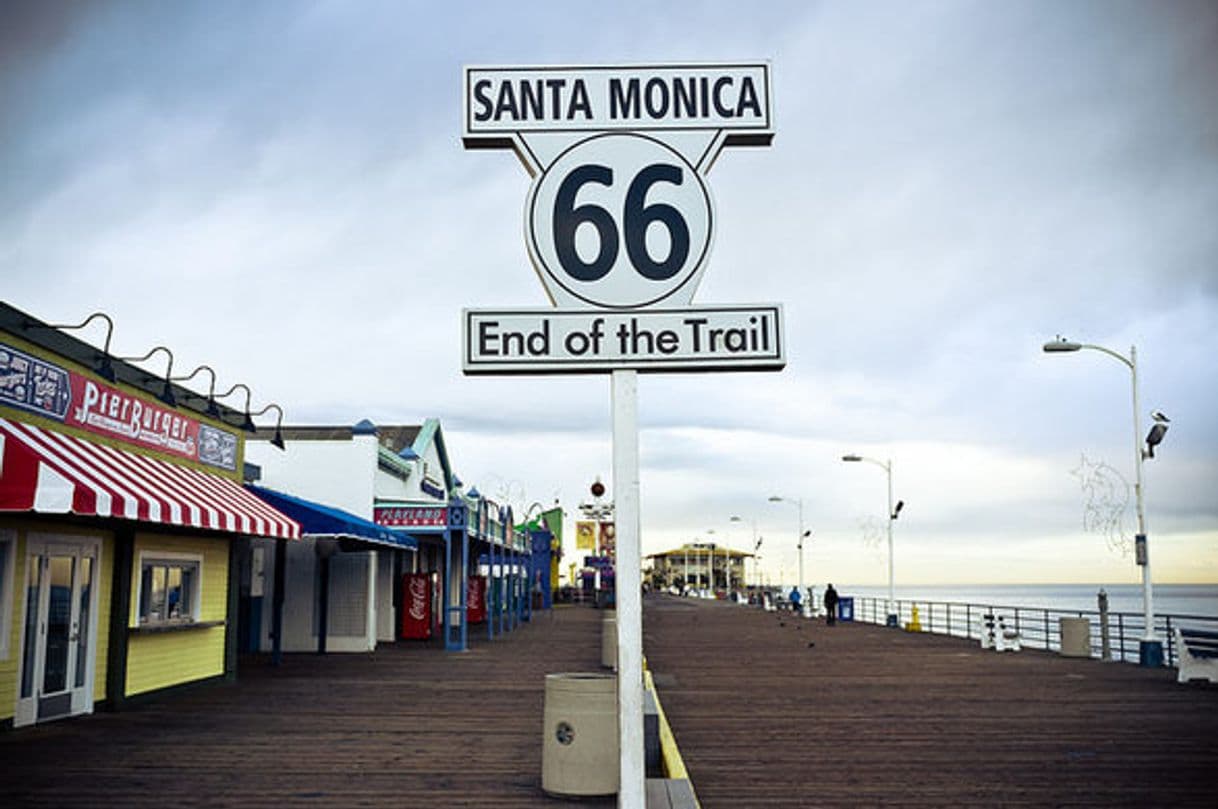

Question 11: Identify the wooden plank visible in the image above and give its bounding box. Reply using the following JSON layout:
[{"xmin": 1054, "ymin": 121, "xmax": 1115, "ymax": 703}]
[
  {"xmin": 11, "ymin": 594, "xmax": 1215, "ymax": 807},
  {"xmin": 643, "ymin": 594, "xmax": 1218, "ymax": 808},
  {"xmin": 0, "ymin": 606, "xmax": 616, "ymax": 808}
]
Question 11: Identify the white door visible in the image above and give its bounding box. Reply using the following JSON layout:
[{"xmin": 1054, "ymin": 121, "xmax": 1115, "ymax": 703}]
[{"xmin": 15, "ymin": 535, "xmax": 100, "ymax": 727}]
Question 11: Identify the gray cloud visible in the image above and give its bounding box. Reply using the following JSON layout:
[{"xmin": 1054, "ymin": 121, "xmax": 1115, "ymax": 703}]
[{"xmin": 1, "ymin": 0, "xmax": 1214, "ymax": 582}]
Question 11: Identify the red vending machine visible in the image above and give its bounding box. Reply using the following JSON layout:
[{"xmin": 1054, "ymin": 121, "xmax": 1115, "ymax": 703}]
[
  {"xmin": 467, "ymin": 575, "xmax": 488, "ymax": 625},
  {"xmin": 400, "ymin": 573, "xmax": 433, "ymax": 639}
]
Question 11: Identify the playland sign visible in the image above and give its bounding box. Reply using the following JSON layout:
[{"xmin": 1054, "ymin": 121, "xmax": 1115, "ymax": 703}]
[{"xmin": 462, "ymin": 62, "xmax": 784, "ymax": 375}]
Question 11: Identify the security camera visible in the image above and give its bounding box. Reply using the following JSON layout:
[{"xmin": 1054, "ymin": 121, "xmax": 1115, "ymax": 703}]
[
  {"xmin": 891, "ymin": 500, "xmax": 905, "ymax": 519},
  {"xmin": 1144, "ymin": 422, "xmax": 1169, "ymax": 459}
]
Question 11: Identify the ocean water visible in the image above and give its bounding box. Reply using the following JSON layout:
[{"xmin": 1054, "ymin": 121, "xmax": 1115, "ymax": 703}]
[{"xmin": 826, "ymin": 583, "xmax": 1218, "ymax": 619}]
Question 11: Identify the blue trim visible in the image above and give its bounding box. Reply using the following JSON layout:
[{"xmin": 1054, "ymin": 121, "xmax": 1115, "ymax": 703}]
[
  {"xmin": 247, "ymin": 485, "xmax": 416, "ymax": 550},
  {"xmin": 352, "ymin": 418, "xmax": 377, "ymax": 435},
  {"xmin": 444, "ymin": 529, "xmax": 468, "ymax": 652}
]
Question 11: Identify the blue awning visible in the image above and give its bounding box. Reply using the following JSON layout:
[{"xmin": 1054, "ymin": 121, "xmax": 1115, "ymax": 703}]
[{"xmin": 247, "ymin": 485, "xmax": 416, "ymax": 550}]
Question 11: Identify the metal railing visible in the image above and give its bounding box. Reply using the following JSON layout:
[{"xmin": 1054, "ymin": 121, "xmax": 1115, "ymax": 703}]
[{"xmin": 849, "ymin": 596, "xmax": 1218, "ymax": 667}]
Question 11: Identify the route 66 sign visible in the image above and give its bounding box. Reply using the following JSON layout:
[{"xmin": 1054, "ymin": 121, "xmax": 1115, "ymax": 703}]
[
  {"xmin": 465, "ymin": 64, "xmax": 771, "ymax": 308},
  {"xmin": 462, "ymin": 63, "xmax": 784, "ymax": 373},
  {"xmin": 526, "ymin": 132, "xmax": 714, "ymax": 309}
]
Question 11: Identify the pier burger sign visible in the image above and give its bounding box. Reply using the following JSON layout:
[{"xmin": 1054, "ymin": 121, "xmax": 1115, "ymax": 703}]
[{"xmin": 462, "ymin": 62, "xmax": 784, "ymax": 374}]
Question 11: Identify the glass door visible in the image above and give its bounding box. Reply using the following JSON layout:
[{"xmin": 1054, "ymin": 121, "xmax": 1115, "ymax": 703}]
[{"xmin": 15, "ymin": 536, "xmax": 99, "ymax": 727}]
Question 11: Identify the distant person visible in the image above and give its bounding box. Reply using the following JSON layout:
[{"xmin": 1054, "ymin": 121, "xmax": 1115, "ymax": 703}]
[
  {"xmin": 823, "ymin": 583, "xmax": 839, "ymax": 626},
  {"xmin": 789, "ymin": 586, "xmax": 802, "ymax": 614}
]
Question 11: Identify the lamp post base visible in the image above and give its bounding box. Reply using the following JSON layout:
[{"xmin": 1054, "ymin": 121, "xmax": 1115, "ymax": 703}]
[
  {"xmin": 1138, "ymin": 639, "xmax": 1164, "ymax": 667},
  {"xmin": 885, "ymin": 613, "xmax": 899, "ymax": 628}
]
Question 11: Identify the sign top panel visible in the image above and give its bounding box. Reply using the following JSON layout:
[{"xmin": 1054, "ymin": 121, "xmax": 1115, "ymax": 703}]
[{"xmin": 464, "ymin": 63, "xmax": 772, "ymax": 143}]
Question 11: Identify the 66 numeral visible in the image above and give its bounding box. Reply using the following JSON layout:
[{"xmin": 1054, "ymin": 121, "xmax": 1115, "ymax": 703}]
[{"xmin": 553, "ymin": 163, "xmax": 691, "ymax": 283}]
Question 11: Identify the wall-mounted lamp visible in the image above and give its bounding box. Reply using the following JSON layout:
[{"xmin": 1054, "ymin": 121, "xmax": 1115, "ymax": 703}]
[
  {"xmin": 170, "ymin": 364, "xmax": 221, "ymax": 417},
  {"xmin": 249, "ymin": 403, "xmax": 286, "ymax": 450},
  {"xmin": 214, "ymin": 383, "xmax": 254, "ymax": 430},
  {"xmin": 25, "ymin": 311, "xmax": 117, "ymax": 381},
  {"xmin": 117, "ymin": 345, "xmax": 176, "ymax": 406}
]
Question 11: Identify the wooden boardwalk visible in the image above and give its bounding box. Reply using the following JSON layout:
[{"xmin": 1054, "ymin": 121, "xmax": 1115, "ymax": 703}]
[
  {"xmin": 0, "ymin": 607, "xmax": 615, "ymax": 808},
  {"xmin": 643, "ymin": 594, "xmax": 1218, "ymax": 808},
  {"xmin": 5, "ymin": 596, "xmax": 1217, "ymax": 807}
]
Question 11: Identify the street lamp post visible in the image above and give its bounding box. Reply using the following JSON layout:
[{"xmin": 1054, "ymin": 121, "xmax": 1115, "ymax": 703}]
[
  {"xmin": 732, "ymin": 516, "xmax": 763, "ymax": 603},
  {"xmin": 1043, "ymin": 336, "xmax": 1163, "ymax": 666},
  {"xmin": 768, "ymin": 496, "xmax": 808, "ymax": 616},
  {"xmin": 730, "ymin": 515, "xmax": 758, "ymax": 600},
  {"xmin": 683, "ymin": 545, "xmax": 689, "ymax": 595},
  {"xmin": 841, "ymin": 455, "xmax": 901, "ymax": 627}
]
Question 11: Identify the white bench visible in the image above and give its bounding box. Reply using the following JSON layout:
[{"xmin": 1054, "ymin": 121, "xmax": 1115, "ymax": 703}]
[
  {"xmin": 979, "ymin": 613, "xmax": 1021, "ymax": 652},
  {"xmin": 1175, "ymin": 627, "xmax": 1218, "ymax": 684}
]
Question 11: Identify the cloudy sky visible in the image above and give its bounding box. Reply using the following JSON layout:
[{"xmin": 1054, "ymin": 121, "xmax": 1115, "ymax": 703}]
[{"xmin": 3, "ymin": 1, "xmax": 1216, "ymax": 586}]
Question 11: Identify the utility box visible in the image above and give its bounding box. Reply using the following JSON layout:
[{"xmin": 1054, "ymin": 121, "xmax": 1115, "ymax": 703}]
[
  {"xmin": 542, "ymin": 673, "xmax": 618, "ymax": 797},
  {"xmin": 1059, "ymin": 617, "xmax": 1092, "ymax": 657}
]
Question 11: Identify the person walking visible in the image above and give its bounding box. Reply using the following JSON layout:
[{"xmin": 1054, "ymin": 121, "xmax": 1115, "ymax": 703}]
[
  {"xmin": 789, "ymin": 586, "xmax": 802, "ymax": 615},
  {"xmin": 823, "ymin": 583, "xmax": 839, "ymax": 626}
]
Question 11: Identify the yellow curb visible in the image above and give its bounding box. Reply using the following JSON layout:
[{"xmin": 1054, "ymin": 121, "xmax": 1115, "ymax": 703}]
[{"xmin": 644, "ymin": 667, "xmax": 700, "ymax": 807}]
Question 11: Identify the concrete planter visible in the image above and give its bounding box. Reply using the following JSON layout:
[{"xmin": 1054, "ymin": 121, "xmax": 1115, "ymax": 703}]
[
  {"xmin": 601, "ymin": 610, "xmax": 617, "ymax": 670},
  {"xmin": 542, "ymin": 672, "xmax": 618, "ymax": 797}
]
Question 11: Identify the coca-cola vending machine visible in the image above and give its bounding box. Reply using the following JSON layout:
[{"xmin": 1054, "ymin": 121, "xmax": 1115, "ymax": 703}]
[
  {"xmin": 468, "ymin": 575, "xmax": 487, "ymax": 624},
  {"xmin": 400, "ymin": 573, "xmax": 433, "ymax": 640}
]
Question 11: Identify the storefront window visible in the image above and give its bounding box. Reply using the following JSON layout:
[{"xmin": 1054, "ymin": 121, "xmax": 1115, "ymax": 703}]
[{"xmin": 138, "ymin": 557, "xmax": 200, "ymax": 624}]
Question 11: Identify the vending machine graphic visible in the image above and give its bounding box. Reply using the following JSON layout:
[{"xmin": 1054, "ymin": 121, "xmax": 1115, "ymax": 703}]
[
  {"xmin": 400, "ymin": 573, "xmax": 433, "ymax": 640},
  {"xmin": 467, "ymin": 575, "xmax": 487, "ymax": 625}
]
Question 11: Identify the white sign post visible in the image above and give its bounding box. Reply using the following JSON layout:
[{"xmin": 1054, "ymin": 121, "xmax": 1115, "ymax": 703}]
[{"xmin": 463, "ymin": 62, "xmax": 779, "ymax": 808}]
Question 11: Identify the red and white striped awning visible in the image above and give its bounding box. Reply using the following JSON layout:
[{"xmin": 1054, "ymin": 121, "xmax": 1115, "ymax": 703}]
[{"xmin": 0, "ymin": 417, "xmax": 300, "ymax": 539}]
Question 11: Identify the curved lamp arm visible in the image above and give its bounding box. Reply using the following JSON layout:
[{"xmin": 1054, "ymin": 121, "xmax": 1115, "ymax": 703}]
[
  {"xmin": 214, "ymin": 383, "xmax": 254, "ymax": 430},
  {"xmin": 248, "ymin": 402, "xmax": 285, "ymax": 449},
  {"xmin": 117, "ymin": 345, "xmax": 176, "ymax": 406},
  {"xmin": 26, "ymin": 311, "xmax": 117, "ymax": 381},
  {"xmin": 170, "ymin": 364, "xmax": 220, "ymax": 417}
]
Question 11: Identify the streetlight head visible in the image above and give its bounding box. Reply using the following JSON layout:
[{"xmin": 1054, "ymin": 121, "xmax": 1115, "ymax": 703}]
[
  {"xmin": 841, "ymin": 454, "xmax": 862, "ymax": 462},
  {"xmin": 1043, "ymin": 336, "xmax": 1082, "ymax": 353},
  {"xmin": 1144, "ymin": 423, "xmax": 1168, "ymax": 459},
  {"xmin": 767, "ymin": 496, "xmax": 782, "ymax": 503},
  {"xmin": 730, "ymin": 515, "xmax": 742, "ymax": 522}
]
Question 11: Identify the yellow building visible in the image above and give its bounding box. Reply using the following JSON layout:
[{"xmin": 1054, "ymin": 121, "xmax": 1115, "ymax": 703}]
[
  {"xmin": 1, "ymin": 303, "xmax": 299, "ymax": 729},
  {"xmin": 645, "ymin": 542, "xmax": 753, "ymax": 591}
]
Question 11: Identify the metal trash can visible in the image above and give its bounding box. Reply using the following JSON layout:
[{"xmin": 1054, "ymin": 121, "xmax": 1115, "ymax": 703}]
[
  {"xmin": 837, "ymin": 597, "xmax": 855, "ymax": 622},
  {"xmin": 1059, "ymin": 617, "xmax": 1091, "ymax": 657},
  {"xmin": 542, "ymin": 673, "xmax": 618, "ymax": 797},
  {"xmin": 601, "ymin": 611, "xmax": 617, "ymax": 670}
]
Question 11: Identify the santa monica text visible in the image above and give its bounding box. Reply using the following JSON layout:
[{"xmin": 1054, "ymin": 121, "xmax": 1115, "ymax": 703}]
[{"xmin": 464, "ymin": 64, "xmax": 771, "ymax": 134}]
